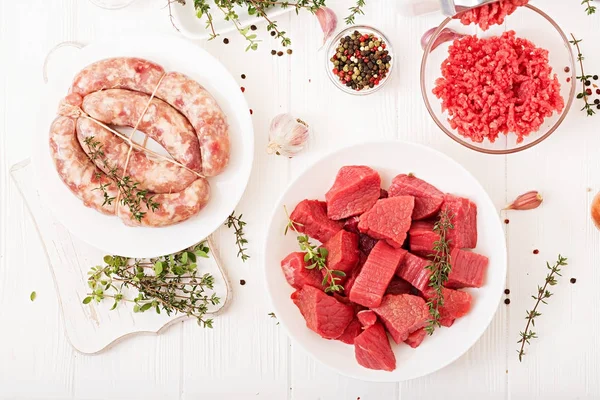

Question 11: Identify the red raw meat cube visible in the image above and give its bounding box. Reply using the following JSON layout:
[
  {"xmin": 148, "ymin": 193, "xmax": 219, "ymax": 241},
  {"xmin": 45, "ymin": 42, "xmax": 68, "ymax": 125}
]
[
  {"xmin": 396, "ymin": 252, "xmax": 432, "ymax": 294},
  {"xmin": 424, "ymin": 287, "xmax": 472, "ymax": 323},
  {"xmin": 358, "ymin": 196, "xmax": 415, "ymax": 248},
  {"xmin": 357, "ymin": 310, "xmax": 378, "ymax": 328},
  {"xmin": 442, "ymin": 194, "xmax": 477, "ymax": 249},
  {"xmin": 343, "ymin": 216, "xmax": 360, "ymax": 234},
  {"xmin": 389, "ymin": 174, "xmax": 444, "ymax": 220},
  {"xmin": 372, "ymin": 294, "xmax": 429, "ymax": 344},
  {"xmin": 349, "ymin": 242, "xmax": 407, "ymax": 308},
  {"xmin": 354, "ymin": 322, "xmax": 397, "ymax": 372},
  {"xmin": 440, "ymin": 318, "xmax": 455, "ymax": 327},
  {"xmin": 281, "ymin": 252, "xmax": 323, "ymax": 290},
  {"xmin": 326, "ymin": 166, "xmax": 381, "ymax": 220},
  {"xmin": 323, "ymin": 230, "xmax": 359, "ymax": 282},
  {"xmin": 408, "ymin": 221, "xmax": 441, "ymax": 257},
  {"xmin": 337, "ymin": 317, "xmax": 363, "ymax": 345},
  {"xmin": 292, "ymin": 285, "xmax": 355, "ymax": 339},
  {"xmin": 290, "ymin": 199, "xmax": 342, "ymax": 243},
  {"xmin": 405, "ymin": 328, "xmax": 427, "ymax": 348},
  {"xmin": 386, "ymin": 277, "xmax": 414, "ymax": 295},
  {"xmin": 446, "ymin": 248, "xmax": 489, "ymax": 289},
  {"xmin": 343, "ymin": 253, "xmax": 367, "ymax": 295}
]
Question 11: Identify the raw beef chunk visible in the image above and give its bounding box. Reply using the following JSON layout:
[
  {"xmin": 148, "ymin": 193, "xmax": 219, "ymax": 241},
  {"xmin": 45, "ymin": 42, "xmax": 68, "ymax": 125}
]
[
  {"xmin": 357, "ymin": 310, "xmax": 378, "ymax": 328},
  {"xmin": 326, "ymin": 166, "xmax": 381, "ymax": 220},
  {"xmin": 389, "ymin": 174, "xmax": 444, "ymax": 220},
  {"xmin": 349, "ymin": 241, "xmax": 407, "ymax": 308},
  {"xmin": 281, "ymin": 252, "xmax": 323, "ymax": 290},
  {"xmin": 372, "ymin": 294, "xmax": 429, "ymax": 344},
  {"xmin": 442, "ymin": 194, "xmax": 477, "ymax": 249},
  {"xmin": 337, "ymin": 317, "xmax": 363, "ymax": 345},
  {"xmin": 323, "ymin": 230, "xmax": 359, "ymax": 283},
  {"xmin": 424, "ymin": 287, "xmax": 472, "ymax": 324},
  {"xmin": 385, "ymin": 277, "xmax": 414, "ymax": 295},
  {"xmin": 354, "ymin": 322, "xmax": 397, "ymax": 371},
  {"xmin": 358, "ymin": 196, "xmax": 415, "ymax": 248},
  {"xmin": 405, "ymin": 328, "xmax": 427, "ymax": 348},
  {"xmin": 408, "ymin": 221, "xmax": 441, "ymax": 257},
  {"xmin": 446, "ymin": 248, "xmax": 488, "ymax": 289},
  {"xmin": 292, "ymin": 285, "xmax": 354, "ymax": 339},
  {"xmin": 396, "ymin": 252, "xmax": 432, "ymax": 294},
  {"xmin": 290, "ymin": 199, "xmax": 342, "ymax": 243}
]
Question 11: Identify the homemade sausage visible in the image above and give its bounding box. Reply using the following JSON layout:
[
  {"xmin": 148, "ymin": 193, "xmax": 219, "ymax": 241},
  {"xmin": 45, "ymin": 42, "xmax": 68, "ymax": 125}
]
[
  {"xmin": 49, "ymin": 116, "xmax": 117, "ymax": 215},
  {"xmin": 118, "ymin": 178, "xmax": 211, "ymax": 227},
  {"xmin": 82, "ymin": 89, "xmax": 202, "ymax": 173},
  {"xmin": 76, "ymin": 118, "xmax": 197, "ymax": 194}
]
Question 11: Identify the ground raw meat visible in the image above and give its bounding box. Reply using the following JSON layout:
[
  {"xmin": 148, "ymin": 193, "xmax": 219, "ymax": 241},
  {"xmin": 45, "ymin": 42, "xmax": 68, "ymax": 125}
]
[
  {"xmin": 385, "ymin": 277, "xmax": 414, "ymax": 296},
  {"xmin": 354, "ymin": 322, "xmax": 397, "ymax": 372},
  {"xmin": 447, "ymin": 248, "xmax": 489, "ymax": 289},
  {"xmin": 337, "ymin": 317, "xmax": 363, "ymax": 345},
  {"xmin": 396, "ymin": 252, "xmax": 432, "ymax": 294},
  {"xmin": 291, "ymin": 285, "xmax": 354, "ymax": 339},
  {"xmin": 389, "ymin": 174, "xmax": 444, "ymax": 220},
  {"xmin": 280, "ymin": 252, "xmax": 324, "ymax": 290},
  {"xmin": 326, "ymin": 166, "xmax": 381, "ymax": 220},
  {"xmin": 442, "ymin": 194, "xmax": 477, "ymax": 249},
  {"xmin": 457, "ymin": 0, "xmax": 529, "ymax": 31},
  {"xmin": 358, "ymin": 196, "xmax": 415, "ymax": 248},
  {"xmin": 432, "ymin": 31, "xmax": 564, "ymax": 143},
  {"xmin": 357, "ymin": 310, "xmax": 378, "ymax": 328},
  {"xmin": 290, "ymin": 200, "xmax": 342, "ymax": 243},
  {"xmin": 405, "ymin": 328, "xmax": 427, "ymax": 349},
  {"xmin": 323, "ymin": 230, "xmax": 359, "ymax": 284},
  {"xmin": 349, "ymin": 241, "xmax": 407, "ymax": 308},
  {"xmin": 372, "ymin": 294, "xmax": 429, "ymax": 344}
]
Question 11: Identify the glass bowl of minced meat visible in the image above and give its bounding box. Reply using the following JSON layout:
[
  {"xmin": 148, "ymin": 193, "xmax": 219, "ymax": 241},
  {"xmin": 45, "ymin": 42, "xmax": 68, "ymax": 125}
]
[{"xmin": 421, "ymin": 3, "xmax": 576, "ymax": 154}]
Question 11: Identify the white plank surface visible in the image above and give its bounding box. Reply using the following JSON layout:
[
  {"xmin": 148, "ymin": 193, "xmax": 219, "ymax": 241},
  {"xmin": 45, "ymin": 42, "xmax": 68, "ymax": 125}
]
[{"xmin": 1, "ymin": 0, "xmax": 599, "ymax": 399}]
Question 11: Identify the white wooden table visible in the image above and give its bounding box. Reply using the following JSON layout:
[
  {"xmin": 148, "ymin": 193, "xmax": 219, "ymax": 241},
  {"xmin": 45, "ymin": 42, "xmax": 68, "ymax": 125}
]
[{"xmin": 1, "ymin": 1, "xmax": 599, "ymax": 399}]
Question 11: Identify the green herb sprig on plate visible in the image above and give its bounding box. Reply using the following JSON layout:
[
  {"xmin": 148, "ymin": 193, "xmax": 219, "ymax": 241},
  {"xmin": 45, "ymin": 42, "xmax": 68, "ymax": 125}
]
[{"xmin": 84, "ymin": 241, "xmax": 219, "ymax": 328}]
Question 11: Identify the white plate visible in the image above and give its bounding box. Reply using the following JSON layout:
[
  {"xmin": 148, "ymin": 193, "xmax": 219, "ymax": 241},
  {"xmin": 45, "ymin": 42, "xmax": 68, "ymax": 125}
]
[
  {"xmin": 264, "ymin": 141, "xmax": 507, "ymax": 382},
  {"xmin": 171, "ymin": 0, "xmax": 293, "ymax": 40},
  {"xmin": 33, "ymin": 34, "xmax": 254, "ymax": 258}
]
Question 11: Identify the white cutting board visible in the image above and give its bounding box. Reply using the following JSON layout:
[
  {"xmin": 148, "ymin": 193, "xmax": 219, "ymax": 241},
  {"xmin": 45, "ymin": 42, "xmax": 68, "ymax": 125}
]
[{"xmin": 10, "ymin": 160, "xmax": 230, "ymax": 354}]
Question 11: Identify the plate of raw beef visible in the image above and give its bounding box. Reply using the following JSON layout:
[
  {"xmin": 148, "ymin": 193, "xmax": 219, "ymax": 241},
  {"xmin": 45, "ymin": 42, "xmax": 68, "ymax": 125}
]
[{"xmin": 264, "ymin": 141, "xmax": 507, "ymax": 381}]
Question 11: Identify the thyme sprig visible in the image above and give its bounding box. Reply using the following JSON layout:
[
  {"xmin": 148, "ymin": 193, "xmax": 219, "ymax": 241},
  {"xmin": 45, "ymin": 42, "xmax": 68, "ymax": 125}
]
[
  {"xmin": 225, "ymin": 212, "xmax": 250, "ymax": 261},
  {"xmin": 284, "ymin": 206, "xmax": 345, "ymax": 293},
  {"xmin": 345, "ymin": 0, "xmax": 366, "ymax": 25},
  {"xmin": 569, "ymin": 34, "xmax": 596, "ymax": 117},
  {"xmin": 83, "ymin": 136, "xmax": 159, "ymax": 222},
  {"xmin": 517, "ymin": 255, "xmax": 568, "ymax": 362},
  {"xmin": 84, "ymin": 241, "xmax": 219, "ymax": 328},
  {"xmin": 424, "ymin": 210, "xmax": 454, "ymax": 335},
  {"xmin": 582, "ymin": 0, "xmax": 596, "ymax": 14}
]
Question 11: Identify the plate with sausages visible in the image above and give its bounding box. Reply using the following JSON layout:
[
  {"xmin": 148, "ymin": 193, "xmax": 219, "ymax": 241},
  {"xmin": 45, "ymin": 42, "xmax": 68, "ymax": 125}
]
[{"xmin": 33, "ymin": 34, "xmax": 254, "ymax": 258}]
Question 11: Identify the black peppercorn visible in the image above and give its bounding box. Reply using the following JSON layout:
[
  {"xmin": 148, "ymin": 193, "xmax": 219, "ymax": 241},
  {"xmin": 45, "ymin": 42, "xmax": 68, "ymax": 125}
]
[
  {"xmin": 277, "ymin": 51, "xmax": 284, "ymax": 57},
  {"xmin": 241, "ymin": 74, "xmax": 246, "ymax": 79},
  {"xmin": 223, "ymin": 38, "xmax": 229, "ymax": 44},
  {"xmin": 595, "ymin": 99, "xmax": 600, "ymax": 105},
  {"xmin": 250, "ymin": 25, "xmax": 257, "ymax": 31},
  {"xmin": 271, "ymin": 50, "xmax": 276, "ymax": 55},
  {"xmin": 594, "ymin": 75, "xmax": 599, "ymax": 80},
  {"xmin": 585, "ymin": 80, "xmax": 591, "ymax": 86},
  {"xmin": 570, "ymin": 278, "xmax": 576, "ymax": 284},
  {"xmin": 504, "ymin": 299, "xmax": 511, "ymax": 305}
]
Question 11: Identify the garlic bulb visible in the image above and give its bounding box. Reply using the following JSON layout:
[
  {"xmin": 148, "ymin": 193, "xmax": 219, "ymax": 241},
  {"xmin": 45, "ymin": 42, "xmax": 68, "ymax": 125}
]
[{"xmin": 267, "ymin": 114, "xmax": 311, "ymax": 157}]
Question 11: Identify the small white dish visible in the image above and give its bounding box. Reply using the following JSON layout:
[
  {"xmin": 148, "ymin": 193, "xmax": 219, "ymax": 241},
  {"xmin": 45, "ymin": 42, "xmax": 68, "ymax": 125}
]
[
  {"xmin": 263, "ymin": 141, "xmax": 507, "ymax": 382},
  {"xmin": 171, "ymin": 0, "xmax": 293, "ymax": 40},
  {"xmin": 33, "ymin": 34, "xmax": 254, "ymax": 258}
]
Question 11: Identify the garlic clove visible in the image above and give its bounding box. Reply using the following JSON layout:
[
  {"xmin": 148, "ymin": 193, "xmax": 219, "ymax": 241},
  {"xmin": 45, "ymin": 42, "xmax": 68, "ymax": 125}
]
[
  {"xmin": 316, "ymin": 7, "xmax": 338, "ymax": 47},
  {"xmin": 267, "ymin": 113, "xmax": 311, "ymax": 158},
  {"xmin": 504, "ymin": 190, "xmax": 543, "ymax": 211}
]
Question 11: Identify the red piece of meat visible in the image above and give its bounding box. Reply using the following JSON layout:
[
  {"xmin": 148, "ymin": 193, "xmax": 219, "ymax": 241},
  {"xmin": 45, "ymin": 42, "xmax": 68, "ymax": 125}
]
[
  {"xmin": 343, "ymin": 253, "xmax": 367, "ymax": 295},
  {"xmin": 372, "ymin": 294, "xmax": 429, "ymax": 344},
  {"xmin": 424, "ymin": 287, "xmax": 472, "ymax": 323},
  {"xmin": 290, "ymin": 199, "xmax": 342, "ymax": 243},
  {"xmin": 358, "ymin": 196, "xmax": 415, "ymax": 248},
  {"xmin": 447, "ymin": 248, "xmax": 489, "ymax": 289},
  {"xmin": 442, "ymin": 194, "xmax": 477, "ymax": 249},
  {"xmin": 349, "ymin": 242, "xmax": 407, "ymax": 308},
  {"xmin": 354, "ymin": 322, "xmax": 397, "ymax": 372},
  {"xmin": 323, "ymin": 230, "xmax": 359, "ymax": 283},
  {"xmin": 292, "ymin": 285, "xmax": 355, "ymax": 339},
  {"xmin": 408, "ymin": 221, "xmax": 440, "ymax": 257},
  {"xmin": 359, "ymin": 234, "xmax": 378, "ymax": 255},
  {"xmin": 337, "ymin": 317, "xmax": 363, "ymax": 345},
  {"xmin": 386, "ymin": 277, "xmax": 414, "ymax": 295},
  {"xmin": 389, "ymin": 174, "xmax": 444, "ymax": 220},
  {"xmin": 405, "ymin": 328, "xmax": 427, "ymax": 348},
  {"xmin": 281, "ymin": 252, "xmax": 323, "ymax": 290},
  {"xmin": 326, "ymin": 166, "xmax": 381, "ymax": 220},
  {"xmin": 396, "ymin": 252, "xmax": 431, "ymax": 294},
  {"xmin": 357, "ymin": 310, "xmax": 378, "ymax": 328},
  {"xmin": 343, "ymin": 216, "xmax": 360, "ymax": 234},
  {"xmin": 379, "ymin": 189, "xmax": 389, "ymax": 199}
]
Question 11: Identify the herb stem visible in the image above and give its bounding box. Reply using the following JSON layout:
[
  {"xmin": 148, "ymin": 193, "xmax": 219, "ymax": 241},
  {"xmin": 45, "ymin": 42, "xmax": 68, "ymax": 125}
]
[{"xmin": 569, "ymin": 34, "xmax": 596, "ymax": 117}]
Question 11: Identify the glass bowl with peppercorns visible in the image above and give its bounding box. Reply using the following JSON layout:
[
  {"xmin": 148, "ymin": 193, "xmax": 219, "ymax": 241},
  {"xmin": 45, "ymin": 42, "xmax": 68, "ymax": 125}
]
[{"xmin": 326, "ymin": 26, "xmax": 394, "ymax": 95}]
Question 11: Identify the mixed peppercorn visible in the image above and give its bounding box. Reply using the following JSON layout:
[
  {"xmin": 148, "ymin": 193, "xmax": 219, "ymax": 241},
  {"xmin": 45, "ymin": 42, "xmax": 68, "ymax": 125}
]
[{"xmin": 330, "ymin": 30, "xmax": 392, "ymax": 92}]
